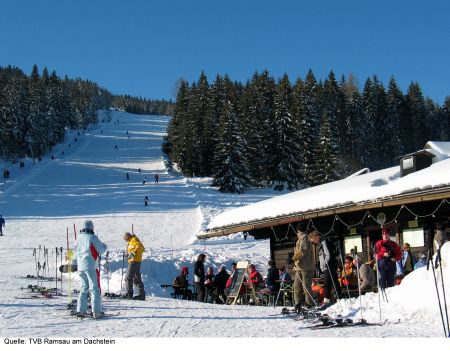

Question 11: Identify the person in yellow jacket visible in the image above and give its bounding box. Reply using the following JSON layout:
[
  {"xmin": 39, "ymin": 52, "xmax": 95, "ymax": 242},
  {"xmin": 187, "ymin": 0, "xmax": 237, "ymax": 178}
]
[{"xmin": 123, "ymin": 232, "xmax": 145, "ymax": 300}]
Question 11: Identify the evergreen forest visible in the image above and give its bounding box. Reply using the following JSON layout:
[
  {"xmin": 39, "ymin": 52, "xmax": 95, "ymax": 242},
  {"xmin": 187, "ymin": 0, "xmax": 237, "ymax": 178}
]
[
  {"xmin": 0, "ymin": 65, "xmax": 173, "ymax": 160},
  {"xmin": 164, "ymin": 70, "xmax": 450, "ymax": 193}
]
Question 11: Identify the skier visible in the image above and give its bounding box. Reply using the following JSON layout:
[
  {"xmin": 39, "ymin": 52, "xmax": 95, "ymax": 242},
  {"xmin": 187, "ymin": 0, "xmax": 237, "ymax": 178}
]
[
  {"xmin": 142, "ymin": 176, "xmax": 147, "ymax": 185},
  {"xmin": 126, "ymin": 172, "xmax": 129, "ymax": 180},
  {"xmin": 154, "ymin": 173, "xmax": 159, "ymax": 184},
  {"xmin": 292, "ymin": 222, "xmax": 316, "ymax": 311},
  {"xmin": 123, "ymin": 232, "xmax": 146, "ymax": 300},
  {"xmin": 0, "ymin": 214, "xmax": 5, "ymax": 235},
  {"xmin": 144, "ymin": 196, "xmax": 148, "ymax": 206},
  {"xmin": 114, "ymin": 145, "xmax": 118, "ymax": 150},
  {"xmin": 375, "ymin": 227, "xmax": 402, "ymax": 289},
  {"xmin": 75, "ymin": 220, "xmax": 107, "ymax": 319},
  {"xmin": 312, "ymin": 232, "xmax": 341, "ymax": 308}
]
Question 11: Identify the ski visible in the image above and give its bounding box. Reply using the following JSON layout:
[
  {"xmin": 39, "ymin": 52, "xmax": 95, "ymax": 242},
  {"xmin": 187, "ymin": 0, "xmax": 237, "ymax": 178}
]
[
  {"xmin": 306, "ymin": 318, "xmax": 384, "ymax": 330},
  {"xmin": 69, "ymin": 311, "xmax": 121, "ymax": 320}
]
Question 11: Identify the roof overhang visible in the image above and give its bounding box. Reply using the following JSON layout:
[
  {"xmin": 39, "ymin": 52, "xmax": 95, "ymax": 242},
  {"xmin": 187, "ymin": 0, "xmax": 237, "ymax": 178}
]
[{"xmin": 197, "ymin": 187, "xmax": 450, "ymax": 240}]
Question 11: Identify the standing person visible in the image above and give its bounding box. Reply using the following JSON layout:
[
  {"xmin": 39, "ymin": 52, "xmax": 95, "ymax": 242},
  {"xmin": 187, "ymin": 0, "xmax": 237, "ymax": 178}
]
[
  {"xmin": 142, "ymin": 176, "xmax": 147, "ymax": 185},
  {"xmin": 123, "ymin": 232, "xmax": 146, "ymax": 300},
  {"xmin": 375, "ymin": 227, "xmax": 402, "ymax": 289},
  {"xmin": 292, "ymin": 222, "xmax": 316, "ymax": 311},
  {"xmin": 126, "ymin": 172, "xmax": 129, "ymax": 180},
  {"xmin": 154, "ymin": 173, "xmax": 159, "ymax": 184},
  {"xmin": 194, "ymin": 253, "xmax": 206, "ymax": 302},
  {"xmin": 144, "ymin": 196, "xmax": 148, "ymax": 206},
  {"xmin": 396, "ymin": 243, "xmax": 416, "ymax": 276},
  {"xmin": 0, "ymin": 214, "xmax": 5, "ymax": 236},
  {"xmin": 434, "ymin": 222, "xmax": 448, "ymax": 252},
  {"xmin": 75, "ymin": 220, "xmax": 107, "ymax": 319},
  {"xmin": 313, "ymin": 232, "xmax": 341, "ymax": 308}
]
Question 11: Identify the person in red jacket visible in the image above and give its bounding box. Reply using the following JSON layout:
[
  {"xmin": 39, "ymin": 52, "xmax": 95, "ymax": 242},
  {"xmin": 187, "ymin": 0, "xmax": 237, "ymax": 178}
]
[{"xmin": 375, "ymin": 227, "xmax": 402, "ymax": 288}]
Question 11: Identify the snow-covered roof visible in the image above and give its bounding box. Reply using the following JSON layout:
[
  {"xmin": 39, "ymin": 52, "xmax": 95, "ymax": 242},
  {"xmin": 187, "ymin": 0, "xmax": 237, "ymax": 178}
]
[{"xmin": 204, "ymin": 142, "xmax": 450, "ymax": 235}]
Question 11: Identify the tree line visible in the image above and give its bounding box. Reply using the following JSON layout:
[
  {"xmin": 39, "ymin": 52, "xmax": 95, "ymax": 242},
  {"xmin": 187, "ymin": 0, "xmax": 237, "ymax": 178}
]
[
  {"xmin": 164, "ymin": 70, "xmax": 450, "ymax": 193},
  {"xmin": 0, "ymin": 64, "xmax": 174, "ymax": 160}
]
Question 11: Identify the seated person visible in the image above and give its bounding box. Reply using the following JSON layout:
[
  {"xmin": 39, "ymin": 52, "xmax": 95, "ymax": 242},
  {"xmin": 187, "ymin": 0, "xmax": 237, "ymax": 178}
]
[
  {"xmin": 279, "ymin": 266, "xmax": 292, "ymax": 284},
  {"xmin": 213, "ymin": 265, "xmax": 230, "ymax": 304},
  {"xmin": 172, "ymin": 266, "xmax": 192, "ymax": 300},
  {"xmin": 414, "ymin": 252, "xmax": 427, "ymax": 270},
  {"xmin": 247, "ymin": 264, "xmax": 264, "ymax": 290},
  {"xmin": 339, "ymin": 256, "xmax": 358, "ymax": 290},
  {"xmin": 259, "ymin": 260, "xmax": 280, "ymax": 294},
  {"xmin": 353, "ymin": 256, "xmax": 375, "ymax": 292},
  {"xmin": 204, "ymin": 266, "xmax": 216, "ymax": 302},
  {"xmin": 225, "ymin": 262, "xmax": 238, "ymax": 295}
]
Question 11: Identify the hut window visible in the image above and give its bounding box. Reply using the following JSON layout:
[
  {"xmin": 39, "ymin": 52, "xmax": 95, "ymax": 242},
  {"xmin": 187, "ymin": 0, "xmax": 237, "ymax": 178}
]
[
  {"xmin": 344, "ymin": 236, "xmax": 363, "ymax": 254},
  {"xmin": 402, "ymin": 228, "xmax": 425, "ymax": 247}
]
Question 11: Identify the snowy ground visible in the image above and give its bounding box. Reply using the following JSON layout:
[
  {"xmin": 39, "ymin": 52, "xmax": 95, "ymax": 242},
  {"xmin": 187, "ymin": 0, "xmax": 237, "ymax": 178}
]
[{"xmin": 0, "ymin": 111, "xmax": 449, "ymax": 349}]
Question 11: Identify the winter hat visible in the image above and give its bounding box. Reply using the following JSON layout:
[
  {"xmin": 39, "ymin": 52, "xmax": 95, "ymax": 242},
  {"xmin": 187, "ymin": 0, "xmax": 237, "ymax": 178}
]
[{"xmin": 84, "ymin": 220, "xmax": 94, "ymax": 231}]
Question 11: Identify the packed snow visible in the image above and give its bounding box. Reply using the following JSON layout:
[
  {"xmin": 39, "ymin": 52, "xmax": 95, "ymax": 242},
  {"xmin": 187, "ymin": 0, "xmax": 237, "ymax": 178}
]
[{"xmin": 0, "ymin": 111, "xmax": 449, "ymax": 348}]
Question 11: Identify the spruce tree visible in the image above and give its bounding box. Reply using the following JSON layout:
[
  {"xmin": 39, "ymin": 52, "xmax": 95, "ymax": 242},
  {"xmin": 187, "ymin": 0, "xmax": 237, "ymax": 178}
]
[{"xmin": 270, "ymin": 74, "xmax": 301, "ymax": 190}]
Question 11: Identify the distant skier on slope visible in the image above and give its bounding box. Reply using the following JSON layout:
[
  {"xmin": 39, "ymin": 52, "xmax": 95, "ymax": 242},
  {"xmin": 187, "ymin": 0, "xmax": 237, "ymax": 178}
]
[
  {"xmin": 75, "ymin": 220, "xmax": 107, "ymax": 319},
  {"xmin": 0, "ymin": 214, "xmax": 5, "ymax": 235}
]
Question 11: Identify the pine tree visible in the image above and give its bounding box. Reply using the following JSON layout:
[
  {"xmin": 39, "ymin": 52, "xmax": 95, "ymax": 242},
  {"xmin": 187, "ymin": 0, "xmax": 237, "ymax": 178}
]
[
  {"xmin": 297, "ymin": 69, "xmax": 321, "ymax": 186},
  {"xmin": 316, "ymin": 112, "xmax": 339, "ymax": 183},
  {"xmin": 405, "ymin": 82, "xmax": 428, "ymax": 152},
  {"xmin": 386, "ymin": 77, "xmax": 405, "ymax": 157},
  {"xmin": 212, "ymin": 76, "xmax": 251, "ymax": 193},
  {"xmin": 270, "ymin": 74, "xmax": 301, "ymax": 190}
]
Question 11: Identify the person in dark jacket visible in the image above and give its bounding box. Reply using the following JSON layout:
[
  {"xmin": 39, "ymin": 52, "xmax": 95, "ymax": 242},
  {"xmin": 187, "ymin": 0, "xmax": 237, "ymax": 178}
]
[
  {"xmin": 213, "ymin": 265, "xmax": 230, "ymax": 304},
  {"xmin": 375, "ymin": 227, "xmax": 402, "ymax": 289},
  {"xmin": 173, "ymin": 266, "xmax": 192, "ymax": 300},
  {"xmin": 194, "ymin": 253, "xmax": 206, "ymax": 302},
  {"xmin": 313, "ymin": 233, "xmax": 341, "ymax": 307},
  {"xmin": 204, "ymin": 266, "xmax": 215, "ymax": 302},
  {"xmin": 396, "ymin": 243, "xmax": 416, "ymax": 276},
  {"xmin": 0, "ymin": 214, "xmax": 5, "ymax": 235},
  {"xmin": 259, "ymin": 260, "xmax": 280, "ymax": 294}
]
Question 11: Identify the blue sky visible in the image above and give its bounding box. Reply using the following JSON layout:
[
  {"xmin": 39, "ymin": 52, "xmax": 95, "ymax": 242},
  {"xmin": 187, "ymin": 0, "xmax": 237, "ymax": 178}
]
[{"xmin": 1, "ymin": 0, "xmax": 449, "ymax": 103}]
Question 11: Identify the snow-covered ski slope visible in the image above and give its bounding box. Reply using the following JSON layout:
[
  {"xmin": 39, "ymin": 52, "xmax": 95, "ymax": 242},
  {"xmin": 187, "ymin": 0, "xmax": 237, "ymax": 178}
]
[{"xmin": 0, "ymin": 111, "xmax": 448, "ymax": 342}]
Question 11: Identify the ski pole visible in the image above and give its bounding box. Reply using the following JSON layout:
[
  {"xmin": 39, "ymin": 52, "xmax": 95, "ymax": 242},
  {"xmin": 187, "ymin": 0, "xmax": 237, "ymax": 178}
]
[
  {"xmin": 375, "ymin": 252, "xmax": 382, "ymax": 324},
  {"xmin": 436, "ymin": 248, "xmax": 450, "ymax": 337},
  {"xmin": 55, "ymin": 247, "xmax": 58, "ymax": 294},
  {"xmin": 120, "ymin": 252, "xmax": 125, "ymax": 293},
  {"xmin": 337, "ymin": 245, "xmax": 352, "ymax": 301},
  {"xmin": 427, "ymin": 249, "xmax": 447, "ymax": 338},
  {"xmin": 428, "ymin": 249, "xmax": 448, "ymax": 337},
  {"xmin": 355, "ymin": 257, "xmax": 364, "ymax": 322},
  {"xmin": 294, "ymin": 271, "xmax": 318, "ymax": 308}
]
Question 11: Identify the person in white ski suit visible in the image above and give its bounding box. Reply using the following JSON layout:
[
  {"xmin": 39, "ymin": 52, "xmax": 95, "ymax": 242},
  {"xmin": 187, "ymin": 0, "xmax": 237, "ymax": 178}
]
[{"xmin": 75, "ymin": 220, "xmax": 107, "ymax": 318}]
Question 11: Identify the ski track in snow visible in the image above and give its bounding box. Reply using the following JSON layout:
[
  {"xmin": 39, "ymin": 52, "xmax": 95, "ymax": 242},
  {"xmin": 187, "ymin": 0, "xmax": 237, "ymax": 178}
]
[{"xmin": 0, "ymin": 110, "xmax": 448, "ymax": 339}]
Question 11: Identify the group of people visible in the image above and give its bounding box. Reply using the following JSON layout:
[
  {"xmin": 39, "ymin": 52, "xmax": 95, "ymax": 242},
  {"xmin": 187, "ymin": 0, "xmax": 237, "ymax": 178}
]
[
  {"xmin": 74, "ymin": 220, "xmax": 146, "ymax": 319},
  {"xmin": 3, "ymin": 168, "xmax": 10, "ymax": 180},
  {"xmin": 171, "ymin": 254, "xmax": 293, "ymax": 305},
  {"xmin": 289, "ymin": 221, "xmax": 448, "ymax": 311}
]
